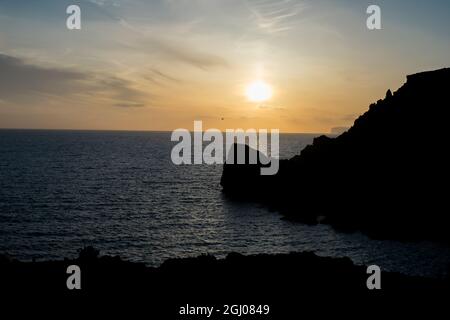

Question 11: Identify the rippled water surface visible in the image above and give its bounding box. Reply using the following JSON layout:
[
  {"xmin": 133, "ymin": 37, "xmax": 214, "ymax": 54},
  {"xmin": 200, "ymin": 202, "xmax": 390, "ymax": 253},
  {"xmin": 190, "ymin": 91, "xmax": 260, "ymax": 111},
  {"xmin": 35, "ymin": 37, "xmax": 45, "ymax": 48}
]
[{"xmin": 1, "ymin": 130, "xmax": 449, "ymax": 278}]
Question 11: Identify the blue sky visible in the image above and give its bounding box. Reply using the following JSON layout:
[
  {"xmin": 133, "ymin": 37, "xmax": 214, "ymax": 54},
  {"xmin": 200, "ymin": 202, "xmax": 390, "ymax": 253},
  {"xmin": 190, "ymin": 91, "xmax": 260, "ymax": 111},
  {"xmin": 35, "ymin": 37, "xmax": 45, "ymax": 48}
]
[{"xmin": 1, "ymin": 0, "xmax": 449, "ymax": 131}]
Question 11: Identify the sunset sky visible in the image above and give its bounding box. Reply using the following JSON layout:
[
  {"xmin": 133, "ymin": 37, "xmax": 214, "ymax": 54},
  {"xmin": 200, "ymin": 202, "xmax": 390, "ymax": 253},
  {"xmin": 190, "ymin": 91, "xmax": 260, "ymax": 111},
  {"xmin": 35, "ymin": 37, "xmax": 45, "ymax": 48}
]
[{"xmin": 1, "ymin": 0, "xmax": 449, "ymax": 132}]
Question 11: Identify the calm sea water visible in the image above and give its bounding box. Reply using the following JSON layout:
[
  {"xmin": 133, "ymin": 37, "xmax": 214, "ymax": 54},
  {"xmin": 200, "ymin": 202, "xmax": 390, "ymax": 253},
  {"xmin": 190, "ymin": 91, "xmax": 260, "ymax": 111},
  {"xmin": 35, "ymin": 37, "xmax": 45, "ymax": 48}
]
[{"xmin": 0, "ymin": 130, "xmax": 449, "ymax": 278}]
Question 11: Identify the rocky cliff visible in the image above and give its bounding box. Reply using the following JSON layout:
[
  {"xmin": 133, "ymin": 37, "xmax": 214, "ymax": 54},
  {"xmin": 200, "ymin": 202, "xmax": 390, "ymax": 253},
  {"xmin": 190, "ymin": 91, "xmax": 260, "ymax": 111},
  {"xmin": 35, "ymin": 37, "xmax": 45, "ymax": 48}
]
[{"xmin": 221, "ymin": 68, "xmax": 450, "ymax": 242}]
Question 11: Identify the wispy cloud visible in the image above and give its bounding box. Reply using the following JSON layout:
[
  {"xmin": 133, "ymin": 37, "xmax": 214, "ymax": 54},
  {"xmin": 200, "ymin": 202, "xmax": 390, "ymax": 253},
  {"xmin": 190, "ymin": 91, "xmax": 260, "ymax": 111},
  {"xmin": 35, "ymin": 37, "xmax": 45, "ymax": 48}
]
[
  {"xmin": 88, "ymin": 0, "xmax": 120, "ymax": 7},
  {"xmin": 113, "ymin": 102, "xmax": 145, "ymax": 108},
  {"xmin": 142, "ymin": 68, "xmax": 181, "ymax": 86},
  {"xmin": 245, "ymin": 0, "xmax": 306, "ymax": 34},
  {"xmin": 150, "ymin": 38, "xmax": 229, "ymax": 70},
  {"xmin": 0, "ymin": 53, "xmax": 148, "ymax": 108},
  {"xmin": 119, "ymin": 18, "xmax": 229, "ymax": 70},
  {"xmin": 0, "ymin": 53, "xmax": 87, "ymax": 101}
]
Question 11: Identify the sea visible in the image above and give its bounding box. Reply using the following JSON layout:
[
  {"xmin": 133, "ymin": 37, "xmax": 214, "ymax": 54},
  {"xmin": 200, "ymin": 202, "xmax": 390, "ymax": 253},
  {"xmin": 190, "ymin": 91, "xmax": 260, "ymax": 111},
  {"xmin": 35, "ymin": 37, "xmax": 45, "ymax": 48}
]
[{"xmin": 0, "ymin": 129, "xmax": 449, "ymax": 278}]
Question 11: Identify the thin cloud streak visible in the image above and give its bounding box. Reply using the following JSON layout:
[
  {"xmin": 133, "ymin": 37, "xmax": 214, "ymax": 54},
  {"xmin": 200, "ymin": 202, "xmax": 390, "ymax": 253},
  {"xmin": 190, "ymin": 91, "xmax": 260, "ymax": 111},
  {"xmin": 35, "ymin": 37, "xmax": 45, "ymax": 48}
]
[
  {"xmin": 119, "ymin": 18, "xmax": 229, "ymax": 70},
  {"xmin": 245, "ymin": 0, "xmax": 307, "ymax": 34},
  {"xmin": 0, "ymin": 53, "xmax": 148, "ymax": 108}
]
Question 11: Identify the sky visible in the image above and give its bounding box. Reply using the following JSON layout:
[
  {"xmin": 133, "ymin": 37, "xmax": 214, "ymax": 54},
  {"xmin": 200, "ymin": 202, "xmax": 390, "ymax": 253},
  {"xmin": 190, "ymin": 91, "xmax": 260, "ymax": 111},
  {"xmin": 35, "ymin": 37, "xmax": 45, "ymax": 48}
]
[{"xmin": 0, "ymin": 0, "xmax": 449, "ymax": 133}]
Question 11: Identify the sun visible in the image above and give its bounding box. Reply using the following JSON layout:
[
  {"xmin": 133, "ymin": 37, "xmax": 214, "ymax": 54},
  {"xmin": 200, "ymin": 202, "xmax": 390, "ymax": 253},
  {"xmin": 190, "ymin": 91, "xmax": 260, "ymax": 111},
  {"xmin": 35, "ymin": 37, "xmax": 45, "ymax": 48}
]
[{"xmin": 246, "ymin": 80, "xmax": 273, "ymax": 102}]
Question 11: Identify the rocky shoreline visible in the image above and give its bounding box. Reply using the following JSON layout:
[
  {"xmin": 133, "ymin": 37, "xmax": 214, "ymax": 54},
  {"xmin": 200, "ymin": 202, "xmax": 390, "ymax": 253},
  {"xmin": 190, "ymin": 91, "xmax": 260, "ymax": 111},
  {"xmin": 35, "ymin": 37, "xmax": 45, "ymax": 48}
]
[
  {"xmin": 221, "ymin": 68, "xmax": 450, "ymax": 243},
  {"xmin": 1, "ymin": 247, "xmax": 447, "ymax": 316},
  {"xmin": 1, "ymin": 246, "xmax": 447, "ymax": 294}
]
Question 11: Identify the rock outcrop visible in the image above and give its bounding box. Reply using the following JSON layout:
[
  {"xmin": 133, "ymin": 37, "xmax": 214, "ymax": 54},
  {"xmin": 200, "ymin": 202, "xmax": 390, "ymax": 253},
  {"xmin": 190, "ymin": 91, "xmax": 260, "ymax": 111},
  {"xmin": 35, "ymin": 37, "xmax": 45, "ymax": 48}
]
[
  {"xmin": 1, "ymin": 248, "xmax": 447, "ymax": 303},
  {"xmin": 221, "ymin": 68, "xmax": 450, "ymax": 242}
]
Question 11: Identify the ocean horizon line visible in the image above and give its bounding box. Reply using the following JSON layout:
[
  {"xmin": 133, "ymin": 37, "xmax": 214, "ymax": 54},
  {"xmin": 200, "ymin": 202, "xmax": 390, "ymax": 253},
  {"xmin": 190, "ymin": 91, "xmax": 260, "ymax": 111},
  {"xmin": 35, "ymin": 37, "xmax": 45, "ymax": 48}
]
[{"xmin": 0, "ymin": 127, "xmax": 330, "ymax": 135}]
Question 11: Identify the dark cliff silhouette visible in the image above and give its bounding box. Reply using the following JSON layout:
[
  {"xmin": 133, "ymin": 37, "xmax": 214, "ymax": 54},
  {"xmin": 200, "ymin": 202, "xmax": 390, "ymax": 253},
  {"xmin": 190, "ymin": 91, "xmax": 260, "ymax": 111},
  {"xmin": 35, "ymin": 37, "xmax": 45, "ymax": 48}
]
[
  {"xmin": 221, "ymin": 68, "xmax": 450, "ymax": 242},
  {"xmin": 1, "ymin": 247, "xmax": 448, "ymax": 316}
]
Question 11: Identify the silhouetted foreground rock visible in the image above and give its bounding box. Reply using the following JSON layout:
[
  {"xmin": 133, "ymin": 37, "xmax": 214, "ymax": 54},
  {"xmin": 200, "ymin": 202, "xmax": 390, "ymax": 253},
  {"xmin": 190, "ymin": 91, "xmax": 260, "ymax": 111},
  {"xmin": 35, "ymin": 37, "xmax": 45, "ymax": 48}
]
[
  {"xmin": 1, "ymin": 247, "xmax": 448, "ymax": 314},
  {"xmin": 221, "ymin": 68, "xmax": 450, "ymax": 242}
]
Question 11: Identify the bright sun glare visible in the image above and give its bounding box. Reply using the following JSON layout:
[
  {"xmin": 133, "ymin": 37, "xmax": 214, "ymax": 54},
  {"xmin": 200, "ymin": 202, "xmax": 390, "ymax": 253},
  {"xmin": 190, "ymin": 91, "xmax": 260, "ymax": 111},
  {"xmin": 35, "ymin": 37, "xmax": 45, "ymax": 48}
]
[{"xmin": 246, "ymin": 80, "xmax": 273, "ymax": 102}]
